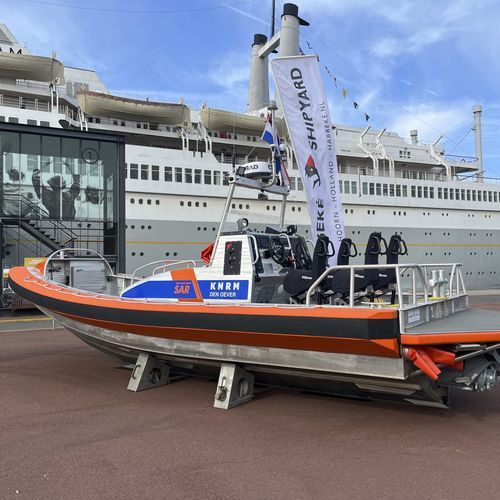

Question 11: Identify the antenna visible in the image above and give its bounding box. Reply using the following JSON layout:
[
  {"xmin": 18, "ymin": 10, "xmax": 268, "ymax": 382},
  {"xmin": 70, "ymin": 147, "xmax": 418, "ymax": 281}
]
[{"xmin": 270, "ymin": 0, "xmax": 276, "ymax": 38}]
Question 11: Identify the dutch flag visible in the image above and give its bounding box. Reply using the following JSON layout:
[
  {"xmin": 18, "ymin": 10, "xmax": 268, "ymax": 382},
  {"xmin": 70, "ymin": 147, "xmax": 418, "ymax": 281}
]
[{"xmin": 261, "ymin": 113, "xmax": 282, "ymax": 175}]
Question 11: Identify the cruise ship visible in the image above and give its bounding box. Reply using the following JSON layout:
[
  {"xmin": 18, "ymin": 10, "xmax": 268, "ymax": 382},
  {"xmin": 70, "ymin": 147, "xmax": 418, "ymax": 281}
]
[{"xmin": 0, "ymin": 4, "xmax": 498, "ymax": 290}]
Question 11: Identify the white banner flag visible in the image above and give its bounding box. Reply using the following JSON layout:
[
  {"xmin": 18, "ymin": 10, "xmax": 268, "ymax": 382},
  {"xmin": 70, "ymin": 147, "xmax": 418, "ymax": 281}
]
[{"xmin": 271, "ymin": 55, "xmax": 345, "ymax": 262}]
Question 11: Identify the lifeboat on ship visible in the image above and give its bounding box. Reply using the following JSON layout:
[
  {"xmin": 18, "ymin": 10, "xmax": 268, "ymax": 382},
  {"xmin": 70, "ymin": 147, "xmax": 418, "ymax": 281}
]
[
  {"xmin": 9, "ymin": 155, "xmax": 500, "ymax": 409},
  {"xmin": 76, "ymin": 90, "xmax": 191, "ymax": 126}
]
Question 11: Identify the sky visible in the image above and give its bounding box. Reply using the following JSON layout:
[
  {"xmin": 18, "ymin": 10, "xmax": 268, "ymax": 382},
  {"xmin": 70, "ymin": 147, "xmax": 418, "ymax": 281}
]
[{"xmin": 2, "ymin": 0, "xmax": 500, "ymax": 175}]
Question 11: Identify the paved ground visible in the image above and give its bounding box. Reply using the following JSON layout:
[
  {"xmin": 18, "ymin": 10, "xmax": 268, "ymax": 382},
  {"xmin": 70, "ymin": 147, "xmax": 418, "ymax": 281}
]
[{"xmin": 2, "ymin": 298, "xmax": 500, "ymax": 499}]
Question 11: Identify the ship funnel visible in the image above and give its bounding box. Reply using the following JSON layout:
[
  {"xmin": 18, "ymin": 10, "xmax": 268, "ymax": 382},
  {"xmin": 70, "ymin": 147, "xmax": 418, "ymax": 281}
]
[
  {"xmin": 473, "ymin": 105, "xmax": 484, "ymax": 182},
  {"xmin": 279, "ymin": 3, "xmax": 309, "ymax": 57},
  {"xmin": 410, "ymin": 129, "xmax": 418, "ymax": 145},
  {"xmin": 247, "ymin": 34, "xmax": 269, "ymax": 112}
]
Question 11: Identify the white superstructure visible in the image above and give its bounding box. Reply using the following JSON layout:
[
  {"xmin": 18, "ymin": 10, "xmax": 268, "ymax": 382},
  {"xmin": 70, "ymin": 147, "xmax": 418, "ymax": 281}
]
[{"xmin": 0, "ymin": 8, "xmax": 498, "ymax": 289}]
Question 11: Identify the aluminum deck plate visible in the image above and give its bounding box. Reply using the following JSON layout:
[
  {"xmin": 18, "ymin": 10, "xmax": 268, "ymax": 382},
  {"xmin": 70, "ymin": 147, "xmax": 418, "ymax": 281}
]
[{"xmin": 406, "ymin": 308, "xmax": 500, "ymax": 334}]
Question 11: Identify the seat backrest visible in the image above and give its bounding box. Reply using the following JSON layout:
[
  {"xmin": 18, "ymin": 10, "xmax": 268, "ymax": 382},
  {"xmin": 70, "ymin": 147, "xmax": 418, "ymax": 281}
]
[
  {"xmin": 311, "ymin": 233, "xmax": 332, "ymax": 280},
  {"xmin": 386, "ymin": 234, "xmax": 408, "ymax": 265},
  {"xmin": 364, "ymin": 231, "xmax": 386, "ymax": 265},
  {"xmin": 337, "ymin": 238, "xmax": 358, "ymax": 266}
]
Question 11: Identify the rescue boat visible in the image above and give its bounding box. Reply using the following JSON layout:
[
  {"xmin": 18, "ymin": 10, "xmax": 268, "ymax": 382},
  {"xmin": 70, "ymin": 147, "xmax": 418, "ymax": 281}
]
[{"xmin": 8, "ymin": 149, "xmax": 500, "ymax": 409}]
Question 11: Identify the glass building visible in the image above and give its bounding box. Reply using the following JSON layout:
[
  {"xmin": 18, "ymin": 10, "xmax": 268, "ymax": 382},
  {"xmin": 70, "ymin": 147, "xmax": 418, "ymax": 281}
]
[{"xmin": 0, "ymin": 123, "xmax": 126, "ymax": 289}]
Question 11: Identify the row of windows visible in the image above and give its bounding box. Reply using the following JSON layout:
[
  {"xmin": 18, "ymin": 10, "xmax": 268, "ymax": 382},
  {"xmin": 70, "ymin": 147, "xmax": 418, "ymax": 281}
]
[
  {"xmin": 0, "ymin": 116, "xmax": 51, "ymax": 127},
  {"xmin": 125, "ymin": 162, "xmax": 500, "ymax": 204},
  {"xmin": 361, "ymin": 182, "xmax": 500, "ymax": 203},
  {"xmin": 126, "ymin": 163, "xmax": 226, "ymax": 186}
]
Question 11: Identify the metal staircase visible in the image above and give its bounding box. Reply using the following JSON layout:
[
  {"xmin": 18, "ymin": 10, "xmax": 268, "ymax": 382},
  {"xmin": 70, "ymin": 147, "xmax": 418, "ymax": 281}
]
[{"xmin": 1, "ymin": 193, "xmax": 77, "ymax": 252}]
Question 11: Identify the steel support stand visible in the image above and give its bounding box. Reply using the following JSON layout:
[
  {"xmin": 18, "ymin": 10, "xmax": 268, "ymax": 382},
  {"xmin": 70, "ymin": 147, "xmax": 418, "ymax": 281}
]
[
  {"xmin": 127, "ymin": 352, "xmax": 171, "ymax": 392},
  {"xmin": 213, "ymin": 362, "xmax": 255, "ymax": 409}
]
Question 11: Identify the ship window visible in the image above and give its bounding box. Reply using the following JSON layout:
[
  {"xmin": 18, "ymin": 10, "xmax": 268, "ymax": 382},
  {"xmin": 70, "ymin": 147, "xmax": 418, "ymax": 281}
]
[
  {"xmin": 185, "ymin": 169, "xmax": 193, "ymax": 183},
  {"xmin": 297, "ymin": 178, "xmax": 304, "ymax": 191},
  {"xmin": 411, "ymin": 186, "xmax": 416, "ymax": 198},
  {"xmin": 130, "ymin": 198, "xmax": 135, "ymax": 204},
  {"xmin": 478, "ymin": 191, "xmax": 482, "ymax": 202},
  {"xmin": 466, "ymin": 190, "xmax": 471, "ymax": 201},
  {"xmin": 449, "ymin": 189, "xmax": 454, "ymax": 200},
  {"xmin": 175, "ymin": 167, "xmax": 182, "ymax": 182},
  {"xmin": 213, "ymin": 171, "xmax": 221, "ymax": 185},
  {"xmin": 8, "ymin": 117, "xmax": 19, "ymax": 123},
  {"xmin": 147, "ymin": 199, "xmax": 151, "ymax": 205},
  {"xmin": 141, "ymin": 164, "xmax": 149, "ymax": 180},
  {"xmin": 164, "ymin": 166, "xmax": 172, "ymax": 182},
  {"xmin": 351, "ymin": 181, "xmax": 357, "ymax": 195},
  {"xmin": 194, "ymin": 169, "xmax": 202, "ymax": 184},
  {"xmin": 156, "ymin": 200, "xmax": 160, "ymax": 205},
  {"xmin": 389, "ymin": 184, "xmax": 394, "ymax": 196},
  {"xmin": 369, "ymin": 183, "xmax": 374, "ymax": 195},
  {"xmin": 472, "ymin": 190, "xmax": 476, "ymax": 201},
  {"xmin": 124, "ymin": 163, "xmax": 128, "ymax": 178},
  {"xmin": 429, "ymin": 187, "xmax": 434, "ymax": 199},
  {"xmin": 290, "ymin": 177, "xmax": 296, "ymax": 191},
  {"xmin": 0, "ymin": 116, "xmax": 4, "ymax": 121},
  {"xmin": 139, "ymin": 199, "xmax": 143, "ymax": 204},
  {"xmin": 417, "ymin": 186, "xmax": 422, "ymax": 198},
  {"xmin": 395, "ymin": 185, "xmax": 401, "ymax": 197},
  {"xmin": 423, "ymin": 186, "xmax": 428, "ymax": 198},
  {"xmin": 495, "ymin": 193, "xmax": 498, "ymax": 203},
  {"xmin": 40, "ymin": 121, "xmax": 50, "ymax": 127},
  {"xmin": 344, "ymin": 181, "xmax": 350, "ymax": 194},
  {"xmin": 339, "ymin": 180, "xmax": 343, "ymax": 193},
  {"xmin": 382, "ymin": 184, "xmax": 388, "ymax": 196},
  {"xmin": 130, "ymin": 163, "xmax": 138, "ymax": 179},
  {"xmin": 27, "ymin": 119, "xmax": 37, "ymax": 126},
  {"xmin": 461, "ymin": 189, "xmax": 465, "ymax": 200},
  {"xmin": 204, "ymin": 170, "xmax": 212, "ymax": 184},
  {"xmin": 27, "ymin": 155, "xmax": 38, "ymax": 171},
  {"xmin": 443, "ymin": 188, "xmax": 448, "ymax": 200},
  {"xmin": 437, "ymin": 187, "xmax": 442, "ymax": 199},
  {"xmin": 188, "ymin": 201, "xmax": 192, "ymax": 207},
  {"xmin": 489, "ymin": 192, "xmax": 493, "ymax": 202},
  {"xmin": 362, "ymin": 182, "xmax": 368, "ymax": 195},
  {"xmin": 376, "ymin": 183, "xmax": 381, "ymax": 196},
  {"xmin": 152, "ymin": 165, "xmax": 159, "ymax": 181},
  {"xmin": 223, "ymin": 172, "xmax": 230, "ymax": 186}
]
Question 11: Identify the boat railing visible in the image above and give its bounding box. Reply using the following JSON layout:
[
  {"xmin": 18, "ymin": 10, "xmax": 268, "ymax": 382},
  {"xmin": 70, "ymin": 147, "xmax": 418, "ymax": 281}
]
[
  {"xmin": 305, "ymin": 262, "xmax": 465, "ymax": 308},
  {"xmin": 130, "ymin": 259, "xmax": 202, "ymax": 282},
  {"xmin": 43, "ymin": 248, "xmax": 114, "ymax": 278}
]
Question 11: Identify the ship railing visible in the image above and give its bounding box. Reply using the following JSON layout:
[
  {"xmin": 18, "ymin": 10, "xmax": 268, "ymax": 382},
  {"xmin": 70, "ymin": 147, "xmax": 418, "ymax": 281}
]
[
  {"xmin": 305, "ymin": 262, "xmax": 465, "ymax": 308},
  {"xmin": 130, "ymin": 259, "xmax": 202, "ymax": 282}
]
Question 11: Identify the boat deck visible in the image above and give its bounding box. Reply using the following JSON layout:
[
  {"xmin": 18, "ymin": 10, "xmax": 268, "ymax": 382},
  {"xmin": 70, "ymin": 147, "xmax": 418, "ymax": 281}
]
[{"xmin": 408, "ymin": 308, "xmax": 500, "ymax": 334}]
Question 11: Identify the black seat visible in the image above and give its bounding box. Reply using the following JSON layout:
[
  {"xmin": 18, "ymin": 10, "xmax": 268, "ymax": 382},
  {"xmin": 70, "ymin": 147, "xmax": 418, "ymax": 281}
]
[
  {"xmin": 372, "ymin": 234, "xmax": 407, "ymax": 302},
  {"xmin": 321, "ymin": 238, "xmax": 358, "ymax": 294},
  {"xmin": 283, "ymin": 234, "xmax": 333, "ymax": 300},
  {"xmin": 325, "ymin": 232, "xmax": 386, "ymax": 298}
]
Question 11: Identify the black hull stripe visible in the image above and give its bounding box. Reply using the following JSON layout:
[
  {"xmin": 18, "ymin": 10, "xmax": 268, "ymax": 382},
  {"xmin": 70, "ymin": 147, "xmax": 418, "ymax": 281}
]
[{"xmin": 10, "ymin": 280, "xmax": 399, "ymax": 341}]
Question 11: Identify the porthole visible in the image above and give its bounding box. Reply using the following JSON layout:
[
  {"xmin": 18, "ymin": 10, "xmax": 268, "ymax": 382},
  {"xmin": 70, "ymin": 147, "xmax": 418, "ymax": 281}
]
[
  {"xmin": 147, "ymin": 199, "xmax": 151, "ymax": 205},
  {"xmin": 141, "ymin": 225, "xmax": 145, "ymax": 229},
  {"xmin": 180, "ymin": 201, "xmax": 184, "ymax": 206},
  {"xmin": 139, "ymin": 199, "xmax": 143, "ymax": 204},
  {"xmin": 165, "ymin": 252, "xmax": 170, "ymax": 256},
  {"xmin": 131, "ymin": 224, "xmax": 135, "ymax": 229},
  {"xmin": 139, "ymin": 252, "xmax": 144, "ymax": 257},
  {"xmin": 173, "ymin": 252, "xmax": 178, "ymax": 256},
  {"xmin": 188, "ymin": 201, "xmax": 192, "ymax": 207},
  {"xmin": 195, "ymin": 201, "xmax": 199, "ymax": 207},
  {"xmin": 130, "ymin": 198, "xmax": 135, "ymax": 204},
  {"xmin": 148, "ymin": 225, "xmax": 152, "ymax": 230},
  {"xmin": 132, "ymin": 252, "xmax": 136, "ymax": 256},
  {"xmin": 203, "ymin": 202, "xmax": 207, "ymax": 207},
  {"xmin": 246, "ymin": 204, "xmax": 250, "ymax": 209},
  {"xmin": 156, "ymin": 200, "xmax": 160, "ymax": 205}
]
